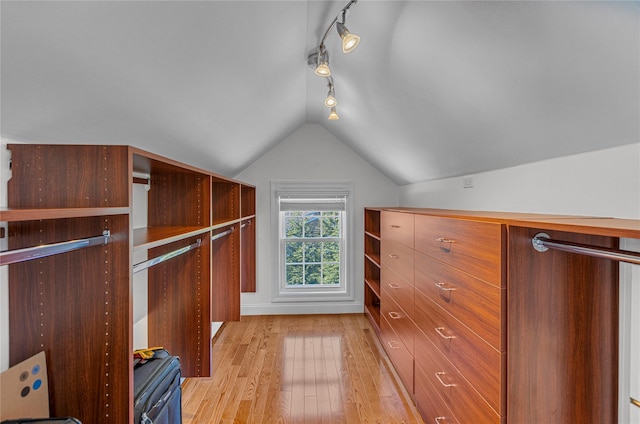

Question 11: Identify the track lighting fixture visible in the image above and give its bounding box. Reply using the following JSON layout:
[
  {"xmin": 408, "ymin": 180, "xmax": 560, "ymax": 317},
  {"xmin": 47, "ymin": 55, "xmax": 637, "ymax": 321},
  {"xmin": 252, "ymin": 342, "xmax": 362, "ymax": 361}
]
[
  {"xmin": 325, "ymin": 93, "xmax": 337, "ymax": 108},
  {"xmin": 306, "ymin": 0, "xmax": 360, "ymax": 120},
  {"xmin": 314, "ymin": 47, "xmax": 331, "ymax": 77},
  {"xmin": 336, "ymin": 22, "xmax": 360, "ymax": 54},
  {"xmin": 324, "ymin": 80, "xmax": 337, "ymax": 108}
]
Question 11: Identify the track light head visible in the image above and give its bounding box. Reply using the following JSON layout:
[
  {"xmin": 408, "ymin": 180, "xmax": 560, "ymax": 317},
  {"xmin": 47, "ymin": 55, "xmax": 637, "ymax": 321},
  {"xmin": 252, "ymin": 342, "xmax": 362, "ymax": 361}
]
[
  {"xmin": 325, "ymin": 81, "xmax": 337, "ymax": 107},
  {"xmin": 316, "ymin": 48, "xmax": 331, "ymax": 76},
  {"xmin": 307, "ymin": 50, "xmax": 331, "ymax": 77},
  {"xmin": 324, "ymin": 93, "xmax": 337, "ymax": 108},
  {"xmin": 336, "ymin": 22, "xmax": 360, "ymax": 53},
  {"xmin": 328, "ymin": 107, "xmax": 339, "ymax": 120}
]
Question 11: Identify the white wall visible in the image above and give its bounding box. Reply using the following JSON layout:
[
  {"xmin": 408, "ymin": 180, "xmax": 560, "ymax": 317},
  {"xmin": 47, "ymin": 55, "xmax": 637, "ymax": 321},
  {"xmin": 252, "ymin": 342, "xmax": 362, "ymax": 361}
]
[
  {"xmin": 234, "ymin": 123, "xmax": 399, "ymax": 315},
  {"xmin": 399, "ymin": 142, "xmax": 640, "ymax": 423},
  {"xmin": 399, "ymin": 143, "xmax": 640, "ymax": 219}
]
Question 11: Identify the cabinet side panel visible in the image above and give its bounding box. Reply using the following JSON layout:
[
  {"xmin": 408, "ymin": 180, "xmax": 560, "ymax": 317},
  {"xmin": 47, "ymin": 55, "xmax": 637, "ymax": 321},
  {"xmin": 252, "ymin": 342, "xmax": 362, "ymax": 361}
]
[
  {"xmin": 507, "ymin": 226, "xmax": 618, "ymax": 423},
  {"xmin": 240, "ymin": 219, "xmax": 256, "ymax": 293},
  {"xmin": 211, "ymin": 225, "xmax": 240, "ymax": 321},
  {"xmin": 147, "ymin": 235, "xmax": 212, "ymax": 377},
  {"xmin": 8, "ymin": 215, "xmax": 131, "ymax": 423}
]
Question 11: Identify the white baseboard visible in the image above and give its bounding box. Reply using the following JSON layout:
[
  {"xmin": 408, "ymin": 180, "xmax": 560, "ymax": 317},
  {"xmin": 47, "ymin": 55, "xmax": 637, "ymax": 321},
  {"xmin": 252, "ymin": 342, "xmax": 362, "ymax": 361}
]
[
  {"xmin": 241, "ymin": 303, "xmax": 364, "ymax": 316},
  {"xmin": 211, "ymin": 321, "xmax": 224, "ymax": 338}
]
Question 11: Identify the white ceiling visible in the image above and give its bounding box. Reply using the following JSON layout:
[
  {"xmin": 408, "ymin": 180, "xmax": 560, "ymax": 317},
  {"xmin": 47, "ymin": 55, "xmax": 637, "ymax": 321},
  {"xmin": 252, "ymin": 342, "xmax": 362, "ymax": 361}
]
[{"xmin": 1, "ymin": 1, "xmax": 638, "ymax": 185}]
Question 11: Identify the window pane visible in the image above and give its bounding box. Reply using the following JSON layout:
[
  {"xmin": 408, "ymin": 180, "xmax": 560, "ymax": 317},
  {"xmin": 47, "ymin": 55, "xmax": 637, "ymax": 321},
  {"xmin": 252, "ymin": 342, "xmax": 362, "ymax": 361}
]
[
  {"xmin": 304, "ymin": 217, "xmax": 321, "ymax": 238},
  {"xmin": 322, "ymin": 215, "xmax": 340, "ymax": 237},
  {"xmin": 286, "ymin": 264, "xmax": 303, "ymax": 285},
  {"xmin": 322, "ymin": 263, "xmax": 340, "ymax": 285},
  {"xmin": 285, "ymin": 215, "xmax": 303, "ymax": 237},
  {"xmin": 285, "ymin": 241, "xmax": 304, "ymax": 263},
  {"xmin": 305, "ymin": 264, "xmax": 321, "ymax": 285},
  {"xmin": 305, "ymin": 242, "xmax": 322, "ymax": 262},
  {"xmin": 323, "ymin": 241, "xmax": 340, "ymax": 262}
]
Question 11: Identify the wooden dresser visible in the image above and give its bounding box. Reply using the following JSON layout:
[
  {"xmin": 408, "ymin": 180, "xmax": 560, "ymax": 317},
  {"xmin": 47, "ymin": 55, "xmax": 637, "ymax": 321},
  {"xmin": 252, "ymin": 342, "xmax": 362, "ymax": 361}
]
[{"xmin": 363, "ymin": 207, "xmax": 640, "ymax": 424}]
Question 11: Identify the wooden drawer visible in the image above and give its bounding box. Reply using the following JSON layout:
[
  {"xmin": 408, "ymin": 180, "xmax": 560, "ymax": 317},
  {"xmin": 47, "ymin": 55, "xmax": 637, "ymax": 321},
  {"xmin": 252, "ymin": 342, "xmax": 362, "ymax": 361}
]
[
  {"xmin": 381, "ymin": 211, "xmax": 414, "ymax": 248},
  {"xmin": 380, "ymin": 315, "xmax": 414, "ymax": 394},
  {"xmin": 381, "ymin": 265, "xmax": 414, "ymax": 320},
  {"xmin": 414, "ymin": 330, "xmax": 500, "ymax": 424},
  {"xmin": 381, "ymin": 294, "xmax": 415, "ymax": 354},
  {"xmin": 414, "ymin": 215, "xmax": 503, "ymax": 285},
  {"xmin": 415, "ymin": 251, "xmax": 503, "ymax": 350},
  {"xmin": 381, "ymin": 239, "xmax": 414, "ymax": 284},
  {"xmin": 414, "ymin": 289, "xmax": 502, "ymax": 415},
  {"xmin": 414, "ymin": 365, "xmax": 459, "ymax": 424}
]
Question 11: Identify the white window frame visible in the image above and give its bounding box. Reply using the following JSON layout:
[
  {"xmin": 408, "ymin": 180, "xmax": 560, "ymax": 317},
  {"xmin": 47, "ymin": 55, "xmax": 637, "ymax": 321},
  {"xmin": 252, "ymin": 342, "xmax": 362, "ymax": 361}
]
[{"xmin": 271, "ymin": 181, "xmax": 354, "ymax": 303}]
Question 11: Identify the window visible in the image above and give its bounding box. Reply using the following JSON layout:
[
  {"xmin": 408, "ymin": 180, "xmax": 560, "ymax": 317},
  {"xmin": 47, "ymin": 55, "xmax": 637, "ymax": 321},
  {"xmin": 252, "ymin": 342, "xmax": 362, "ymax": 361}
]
[{"xmin": 271, "ymin": 181, "xmax": 354, "ymax": 302}]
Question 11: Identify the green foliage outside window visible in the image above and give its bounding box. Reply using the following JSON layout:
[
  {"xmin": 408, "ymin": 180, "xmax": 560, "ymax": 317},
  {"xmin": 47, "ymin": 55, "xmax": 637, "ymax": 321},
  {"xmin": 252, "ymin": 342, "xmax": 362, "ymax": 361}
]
[{"xmin": 283, "ymin": 211, "xmax": 342, "ymax": 286}]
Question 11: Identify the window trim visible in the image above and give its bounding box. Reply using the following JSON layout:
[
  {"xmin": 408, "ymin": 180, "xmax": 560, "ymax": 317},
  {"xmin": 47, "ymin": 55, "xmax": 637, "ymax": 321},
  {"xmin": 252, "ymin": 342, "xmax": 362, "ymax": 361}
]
[{"xmin": 271, "ymin": 181, "xmax": 354, "ymax": 303}]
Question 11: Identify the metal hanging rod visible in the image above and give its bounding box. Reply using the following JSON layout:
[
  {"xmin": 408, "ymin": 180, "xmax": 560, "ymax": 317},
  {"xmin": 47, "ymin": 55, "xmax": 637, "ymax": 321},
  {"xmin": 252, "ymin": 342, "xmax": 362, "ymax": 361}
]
[
  {"xmin": 211, "ymin": 227, "xmax": 235, "ymax": 242},
  {"xmin": 240, "ymin": 219, "xmax": 252, "ymax": 229},
  {"xmin": 133, "ymin": 239, "xmax": 202, "ymax": 274},
  {"xmin": 0, "ymin": 230, "xmax": 111, "ymax": 266},
  {"xmin": 532, "ymin": 233, "xmax": 640, "ymax": 265}
]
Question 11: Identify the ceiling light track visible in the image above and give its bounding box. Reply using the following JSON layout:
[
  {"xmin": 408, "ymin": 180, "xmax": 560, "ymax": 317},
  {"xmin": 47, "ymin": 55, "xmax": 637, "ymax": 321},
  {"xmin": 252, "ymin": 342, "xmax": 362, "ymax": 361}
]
[{"xmin": 307, "ymin": 0, "xmax": 361, "ymax": 121}]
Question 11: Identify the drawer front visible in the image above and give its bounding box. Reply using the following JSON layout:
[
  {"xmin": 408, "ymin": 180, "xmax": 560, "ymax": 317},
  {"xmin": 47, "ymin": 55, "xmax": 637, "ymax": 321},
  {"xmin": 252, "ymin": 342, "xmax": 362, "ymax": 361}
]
[
  {"xmin": 381, "ymin": 211, "xmax": 415, "ymax": 248},
  {"xmin": 380, "ymin": 316, "xmax": 414, "ymax": 394},
  {"xmin": 381, "ymin": 265, "xmax": 414, "ymax": 320},
  {"xmin": 414, "ymin": 365, "xmax": 459, "ymax": 424},
  {"xmin": 415, "ymin": 251, "xmax": 503, "ymax": 350},
  {"xmin": 414, "ymin": 290, "xmax": 501, "ymax": 414},
  {"xmin": 381, "ymin": 294, "xmax": 415, "ymax": 354},
  {"xmin": 414, "ymin": 330, "xmax": 500, "ymax": 424},
  {"xmin": 414, "ymin": 215, "xmax": 503, "ymax": 285},
  {"xmin": 381, "ymin": 239, "xmax": 414, "ymax": 284}
]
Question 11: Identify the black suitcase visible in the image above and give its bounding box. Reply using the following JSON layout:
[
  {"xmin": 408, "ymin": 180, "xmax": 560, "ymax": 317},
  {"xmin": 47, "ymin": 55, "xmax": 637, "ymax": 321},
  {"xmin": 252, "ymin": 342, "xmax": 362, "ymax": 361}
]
[{"xmin": 133, "ymin": 349, "xmax": 182, "ymax": 424}]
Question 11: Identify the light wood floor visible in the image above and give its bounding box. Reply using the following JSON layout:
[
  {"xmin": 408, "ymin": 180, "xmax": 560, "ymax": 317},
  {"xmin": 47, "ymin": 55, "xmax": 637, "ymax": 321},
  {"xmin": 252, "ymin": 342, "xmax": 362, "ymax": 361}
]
[{"xmin": 181, "ymin": 314, "xmax": 424, "ymax": 424}]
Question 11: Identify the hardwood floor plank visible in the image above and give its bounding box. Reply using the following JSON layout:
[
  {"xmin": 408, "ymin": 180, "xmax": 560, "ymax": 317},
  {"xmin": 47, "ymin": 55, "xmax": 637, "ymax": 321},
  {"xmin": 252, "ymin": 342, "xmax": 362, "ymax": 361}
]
[{"xmin": 182, "ymin": 314, "xmax": 424, "ymax": 424}]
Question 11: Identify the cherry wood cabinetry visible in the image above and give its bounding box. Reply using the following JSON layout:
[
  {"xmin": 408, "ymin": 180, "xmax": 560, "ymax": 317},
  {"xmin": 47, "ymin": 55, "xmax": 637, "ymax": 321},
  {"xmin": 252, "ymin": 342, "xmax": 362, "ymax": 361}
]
[
  {"xmin": 365, "ymin": 207, "xmax": 640, "ymax": 424},
  {"xmin": 364, "ymin": 208, "xmax": 381, "ymax": 332},
  {"xmin": 507, "ymin": 227, "xmax": 619, "ymax": 423},
  {"xmin": 414, "ymin": 214, "xmax": 504, "ymax": 421},
  {"xmin": 380, "ymin": 211, "xmax": 417, "ymax": 394},
  {"xmin": 240, "ymin": 185, "xmax": 256, "ymax": 293},
  {"xmin": 3, "ymin": 144, "xmax": 256, "ymax": 423}
]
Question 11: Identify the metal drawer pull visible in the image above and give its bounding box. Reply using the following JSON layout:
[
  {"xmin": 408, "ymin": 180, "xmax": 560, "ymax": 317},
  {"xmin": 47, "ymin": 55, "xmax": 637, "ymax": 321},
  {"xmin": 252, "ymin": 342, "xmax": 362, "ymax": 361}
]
[
  {"xmin": 435, "ymin": 418, "xmax": 447, "ymax": 424},
  {"xmin": 435, "ymin": 372, "xmax": 456, "ymax": 387},
  {"xmin": 435, "ymin": 327, "xmax": 454, "ymax": 340},
  {"xmin": 388, "ymin": 283, "xmax": 400, "ymax": 289},
  {"xmin": 436, "ymin": 237, "xmax": 455, "ymax": 243},
  {"xmin": 435, "ymin": 282, "xmax": 455, "ymax": 292},
  {"xmin": 391, "ymin": 225, "xmax": 401, "ymax": 228},
  {"xmin": 387, "ymin": 341, "xmax": 400, "ymax": 350},
  {"xmin": 388, "ymin": 254, "xmax": 399, "ymax": 259},
  {"xmin": 388, "ymin": 312, "xmax": 401, "ymax": 320}
]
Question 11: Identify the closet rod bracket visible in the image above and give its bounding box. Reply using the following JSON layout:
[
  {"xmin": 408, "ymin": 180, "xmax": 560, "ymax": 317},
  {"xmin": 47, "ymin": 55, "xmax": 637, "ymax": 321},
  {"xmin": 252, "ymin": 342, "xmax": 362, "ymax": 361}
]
[
  {"xmin": 531, "ymin": 232, "xmax": 640, "ymax": 265},
  {"xmin": 532, "ymin": 232, "xmax": 550, "ymax": 252}
]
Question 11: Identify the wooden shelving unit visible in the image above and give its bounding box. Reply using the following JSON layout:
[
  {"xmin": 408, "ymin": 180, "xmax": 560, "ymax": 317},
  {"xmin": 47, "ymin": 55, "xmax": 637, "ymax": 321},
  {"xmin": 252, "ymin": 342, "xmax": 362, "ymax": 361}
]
[
  {"xmin": 211, "ymin": 176, "xmax": 239, "ymax": 225},
  {"xmin": 3, "ymin": 144, "xmax": 256, "ymax": 423},
  {"xmin": 240, "ymin": 184, "xmax": 256, "ymax": 293},
  {"xmin": 364, "ymin": 208, "xmax": 382, "ymax": 333}
]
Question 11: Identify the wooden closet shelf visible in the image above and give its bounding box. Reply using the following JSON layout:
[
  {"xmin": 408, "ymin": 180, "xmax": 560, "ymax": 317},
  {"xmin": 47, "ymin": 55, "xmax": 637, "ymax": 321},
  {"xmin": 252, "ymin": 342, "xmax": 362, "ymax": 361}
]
[
  {"xmin": 0, "ymin": 207, "xmax": 129, "ymax": 222},
  {"xmin": 133, "ymin": 226, "xmax": 211, "ymax": 251}
]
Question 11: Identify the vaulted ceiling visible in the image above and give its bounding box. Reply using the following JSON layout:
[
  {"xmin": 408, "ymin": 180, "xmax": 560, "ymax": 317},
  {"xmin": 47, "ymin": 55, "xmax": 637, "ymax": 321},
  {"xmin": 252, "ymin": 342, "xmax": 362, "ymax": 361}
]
[{"xmin": 1, "ymin": 1, "xmax": 638, "ymax": 185}]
